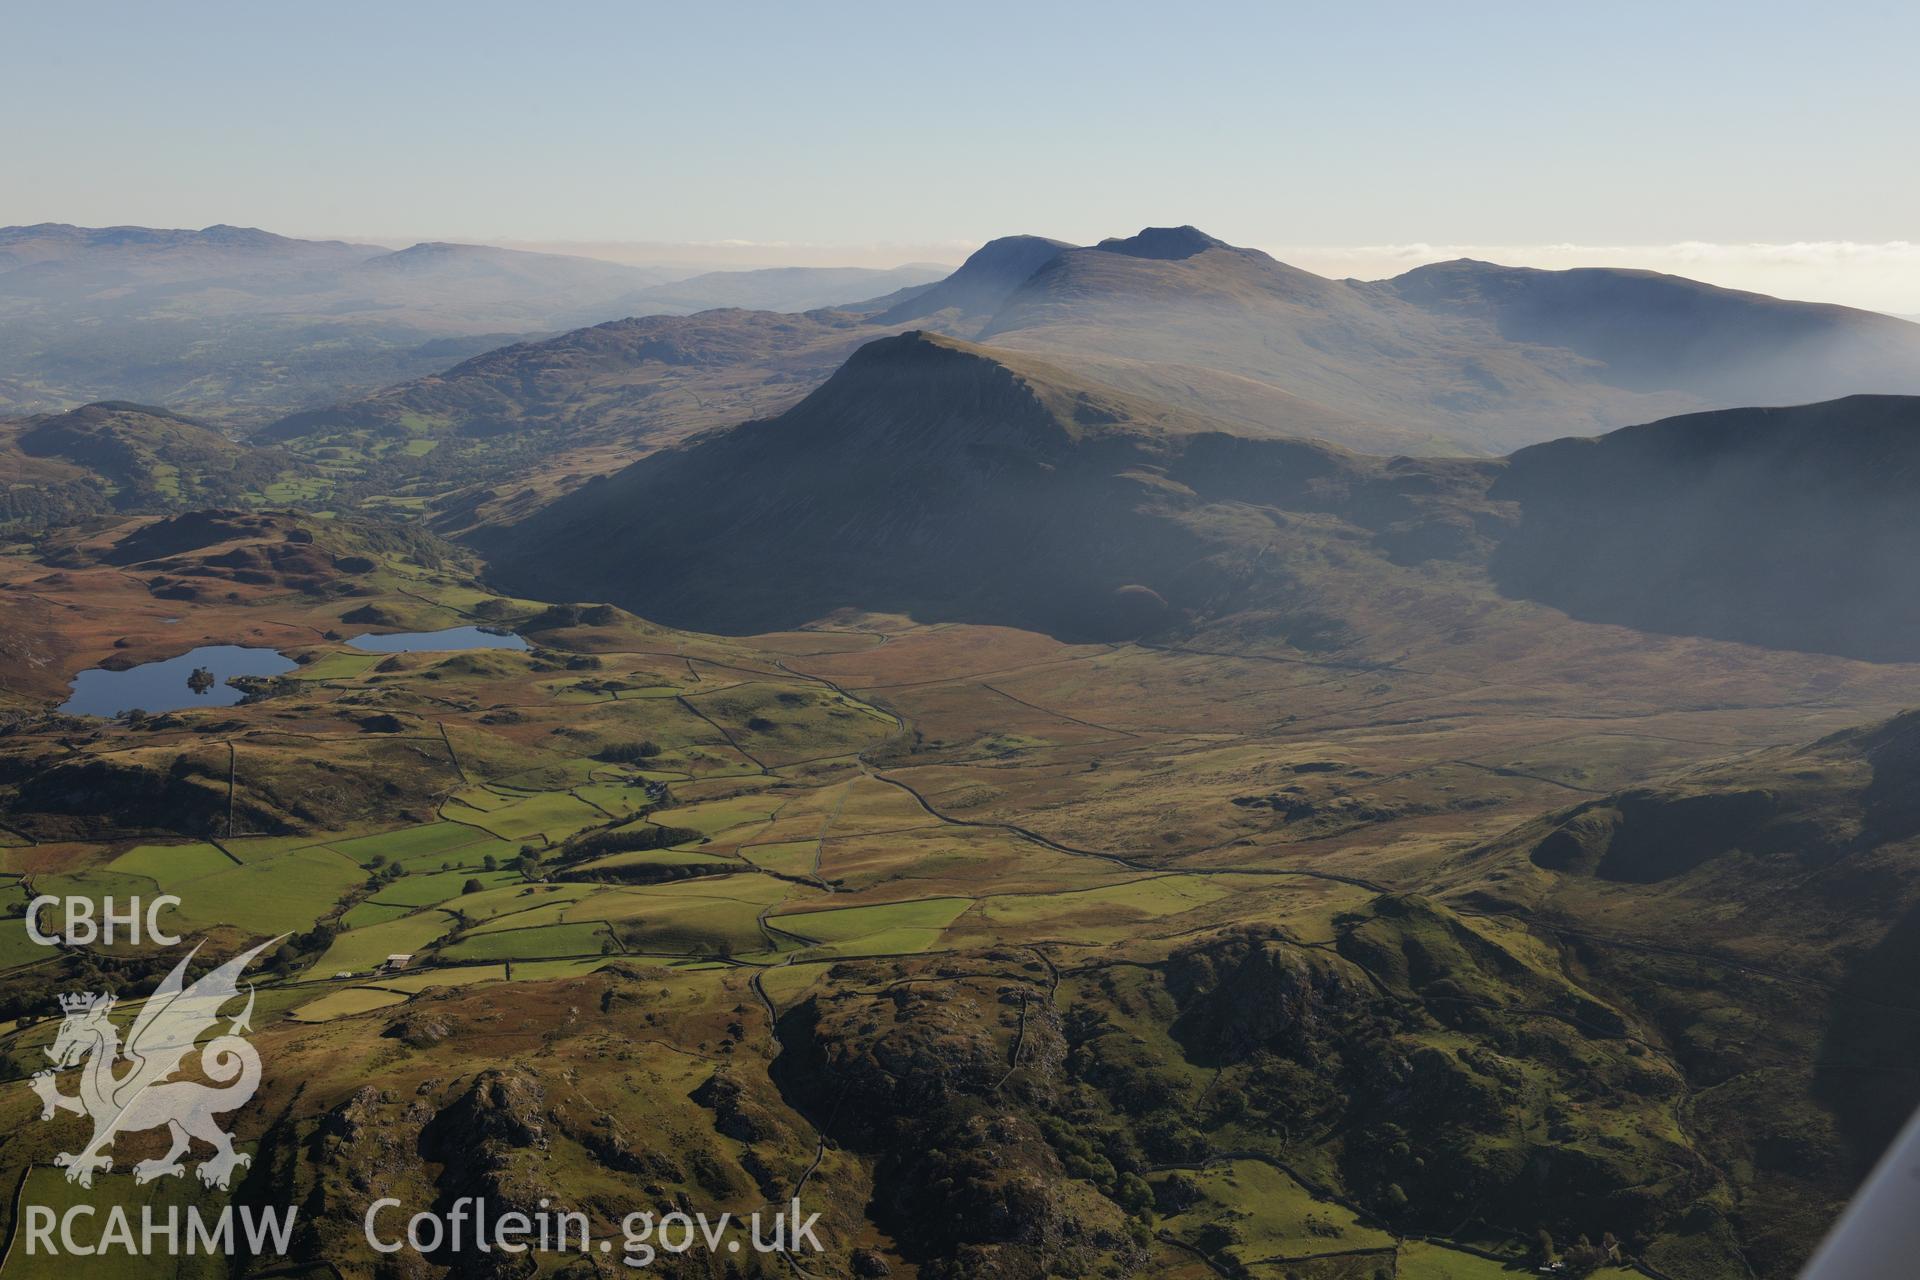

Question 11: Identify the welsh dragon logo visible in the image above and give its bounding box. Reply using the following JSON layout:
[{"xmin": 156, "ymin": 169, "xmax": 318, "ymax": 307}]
[{"xmin": 30, "ymin": 937, "xmax": 277, "ymax": 1189}]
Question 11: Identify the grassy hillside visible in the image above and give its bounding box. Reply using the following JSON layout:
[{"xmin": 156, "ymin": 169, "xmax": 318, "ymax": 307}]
[
  {"xmin": 1434, "ymin": 710, "xmax": 1920, "ymax": 1274},
  {"xmin": 0, "ymin": 401, "xmax": 308, "ymax": 528},
  {"xmin": 257, "ymin": 309, "xmax": 897, "ymax": 531}
]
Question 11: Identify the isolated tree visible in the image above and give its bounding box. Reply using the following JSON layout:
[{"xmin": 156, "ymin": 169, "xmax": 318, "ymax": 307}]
[{"xmin": 462, "ymin": 878, "xmax": 484, "ymax": 894}]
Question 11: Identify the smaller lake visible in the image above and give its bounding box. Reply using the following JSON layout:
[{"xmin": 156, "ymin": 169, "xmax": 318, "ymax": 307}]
[
  {"xmin": 60, "ymin": 645, "xmax": 297, "ymax": 718},
  {"xmin": 346, "ymin": 626, "xmax": 529, "ymax": 654}
]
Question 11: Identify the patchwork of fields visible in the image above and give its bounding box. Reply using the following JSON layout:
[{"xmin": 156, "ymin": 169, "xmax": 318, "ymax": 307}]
[{"xmin": 2, "ymin": 511, "xmax": 1917, "ymax": 1278}]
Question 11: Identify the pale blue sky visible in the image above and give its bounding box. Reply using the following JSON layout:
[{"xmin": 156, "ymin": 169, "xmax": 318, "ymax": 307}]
[{"xmin": 3, "ymin": 1, "xmax": 1913, "ymax": 271}]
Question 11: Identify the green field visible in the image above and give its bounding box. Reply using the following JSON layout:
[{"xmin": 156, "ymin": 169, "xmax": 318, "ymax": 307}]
[
  {"xmin": 974, "ymin": 875, "xmax": 1232, "ymax": 935},
  {"xmin": 290, "ymin": 986, "xmax": 409, "ymax": 1022},
  {"xmin": 220, "ymin": 833, "xmax": 332, "ymax": 863},
  {"xmin": 772, "ymin": 895, "xmax": 973, "ymax": 954},
  {"xmin": 364, "ymin": 867, "xmax": 522, "ymax": 907},
  {"xmin": 305, "ymin": 910, "xmax": 456, "ymax": 977},
  {"xmin": 500, "ymin": 957, "xmax": 616, "ymax": 981},
  {"xmin": 339, "ymin": 900, "xmax": 415, "ymax": 929},
  {"xmin": 5, "ymin": 1164, "xmax": 239, "ymax": 1279},
  {"xmin": 738, "ymin": 839, "xmax": 819, "ymax": 877},
  {"xmin": 462, "ymin": 875, "xmax": 794, "ymax": 956},
  {"xmin": 0, "ymin": 922, "xmax": 53, "ymax": 972},
  {"xmin": 447, "ymin": 790, "xmax": 606, "ymax": 844},
  {"xmin": 368, "ymin": 963, "xmax": 507, "ymax": 991},
  {"xmin": 105, "ymin": 841, "xmax": 236, "ymax": 882},
  {"xmin": 172, "ymin": 847, "xmax": 365, "ymax": 935},
  {"xmin": 1155, "ymin": 1159, "xmax": 1393, "ymax": 1268},
  {"xmin": 326, "ymin": 820, "xmax": 513, "ymax": 869},
  {"xmin": 34, "ymin": 844, "xmax": 362, "ymax": 940},
  {"xmin": 572, "ymin": 780, "xmax": 656, "ymax": 817},
  {"xmin": 569, "ymin": 847, "xmax": 736, "ymax": 875},
  {"xmin": 665, "ymin": 793, "xmax": 784, "ymax": 837},
  {"xmin": 440, "ymin": 920, "xmax": 613, "ymax": 960}
]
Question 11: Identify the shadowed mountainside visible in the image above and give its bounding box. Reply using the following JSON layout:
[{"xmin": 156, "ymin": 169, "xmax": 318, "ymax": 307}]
[
  {"xmin": 478, "ymin": 330, "xmax": 1496, "ymax": 637},
  {"xmin": 1491, "ymin": 396, "xmax": 1920, "ymax": 661},
  {"xmin": 484, "ymin": 328, "xmax": 1920, "ymax": 662}
]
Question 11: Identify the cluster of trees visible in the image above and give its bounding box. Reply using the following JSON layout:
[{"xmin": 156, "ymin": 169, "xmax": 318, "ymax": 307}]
[
  {"xmin": 593, "ymin": 740, "xmax": 661, "ymax": 764},
  {"xmin": 365, "ymin": 854, "xmax": 410, "ymax": 889},
  {"xmin": 525, "ymin": 602, "xmax": 620, "ymax": 631},
  {"xmin": 556, "ymin": 823, "xmax": 703, "ymax": 865},
  {"xmin": 272, "ymin": 920, "xmax": 341, "ymax": 973},
  {"xmin": 454, "ymin": 850, "xmax": 542, "ymax": 894},
  {"xmin": 1536, "ymin": 1229, "xmax": 1625, "ymax": 1275}
]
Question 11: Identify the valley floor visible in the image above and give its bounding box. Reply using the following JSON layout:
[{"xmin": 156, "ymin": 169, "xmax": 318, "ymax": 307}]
[{"xmin": 0, "ymin": 512, "xmax": 1916, "ymax": 1278}]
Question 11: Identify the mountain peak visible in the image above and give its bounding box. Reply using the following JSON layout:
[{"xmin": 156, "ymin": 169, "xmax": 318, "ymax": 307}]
[
  {"xmin": 962, "ymin": 234, "xmax": 1074, "ymax": 268},
  {"xmin": 1094, "ymin": 225, "xmax": 1230, "ymax": 261},
  {"xmin": 874, "ymin": 234, "xmax": 1073, "ymax": 324},
  {"xmin": 193, "ymin": 224, "xmax": 292, "ymax": 248}
]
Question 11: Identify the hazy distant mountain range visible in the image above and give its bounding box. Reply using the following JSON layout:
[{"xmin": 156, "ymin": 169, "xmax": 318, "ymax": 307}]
[
  {"xmin": 950, "ymin": 226, "xmax": 1920, "ymax": 453},
  {"xmin": 0, "ymin": 224, "xmax": 944, "ymax": 421},
  {"xmin": 424, "ymin": 225, "xmax": 1920, "ymax": 654},
  {"xmin": 273, "ymin": 225, "xmax": 1920, "ymax": 473}
]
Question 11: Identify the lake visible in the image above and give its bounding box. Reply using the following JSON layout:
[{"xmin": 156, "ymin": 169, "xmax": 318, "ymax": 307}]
[
  {"xmin": 60, "ymin": 645, "xmax": 297, "ymax": 717},
  {"xmin": 346, "ymin": 625, "xmax": 529, "ymax": 654}
]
